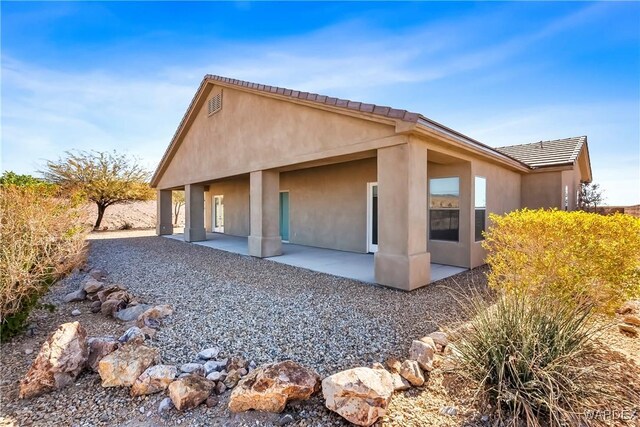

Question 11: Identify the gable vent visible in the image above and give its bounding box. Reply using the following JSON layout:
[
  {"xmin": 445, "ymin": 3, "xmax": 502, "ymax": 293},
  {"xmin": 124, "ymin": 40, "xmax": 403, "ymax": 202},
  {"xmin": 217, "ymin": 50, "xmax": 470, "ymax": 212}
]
[{"xmin": 208, "ymin": 92, "xmax": 222, "ymax": 116}]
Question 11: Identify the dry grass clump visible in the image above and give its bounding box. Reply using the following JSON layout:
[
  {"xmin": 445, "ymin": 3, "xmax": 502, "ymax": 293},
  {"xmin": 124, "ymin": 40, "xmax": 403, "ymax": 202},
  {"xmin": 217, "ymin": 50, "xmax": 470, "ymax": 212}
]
[
  {"xmin": 456, "ymin": 293, "xmax": 639, "ymax": 427},
  {"xmin": 0, "ymin": 185, "xmax": 89, "ymax": 340}
]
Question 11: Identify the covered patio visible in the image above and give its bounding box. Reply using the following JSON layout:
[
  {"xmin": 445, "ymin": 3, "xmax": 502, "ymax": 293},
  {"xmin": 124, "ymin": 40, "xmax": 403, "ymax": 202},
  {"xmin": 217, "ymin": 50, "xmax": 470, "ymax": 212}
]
[{"xmin": 164, "ymin": 232, "xmax": 466, "ymax": 285}]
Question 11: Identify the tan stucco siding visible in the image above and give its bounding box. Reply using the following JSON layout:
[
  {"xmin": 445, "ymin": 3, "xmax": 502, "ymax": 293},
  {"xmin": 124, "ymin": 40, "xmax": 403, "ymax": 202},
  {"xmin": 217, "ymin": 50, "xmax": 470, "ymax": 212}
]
[
  {"xmin": 521, "ymin": 171, "xmax": 562, "ymax": 209},
  {"xmin": 561, "ymin": 167, "xmax": 581, "ymax": 211},
  {"xmin": 281, "ymin": 158, "xmax": 376, "ymax": 253},
  {"xmin": 470, "ymin": 159, "xmax": 522, "ymax": 268},
  {"xmin": 157, "ymin": 86, "xmax": 395, "ymax": 189},
  {"xmin": 207, "ymin": 177, "xmax": 250, "ymax": 237},
  {"xmin": 427, "ymin": 161, "xmax": 472, "ymax": 268}
]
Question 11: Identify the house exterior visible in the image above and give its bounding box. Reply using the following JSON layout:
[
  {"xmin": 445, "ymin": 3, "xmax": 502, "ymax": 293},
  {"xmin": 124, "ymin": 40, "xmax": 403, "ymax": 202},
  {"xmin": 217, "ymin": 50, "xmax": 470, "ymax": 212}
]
[{"xmin": 151, "ymin": 75, "xmax": 592, "ymax": 291}]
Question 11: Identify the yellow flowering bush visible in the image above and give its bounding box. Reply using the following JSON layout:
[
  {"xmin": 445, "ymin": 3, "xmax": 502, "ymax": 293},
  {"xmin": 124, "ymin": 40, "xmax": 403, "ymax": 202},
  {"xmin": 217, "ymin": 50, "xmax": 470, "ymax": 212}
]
[{"xmin": 483, "ymin": 209, "xmax": 640, "ymax": 315}]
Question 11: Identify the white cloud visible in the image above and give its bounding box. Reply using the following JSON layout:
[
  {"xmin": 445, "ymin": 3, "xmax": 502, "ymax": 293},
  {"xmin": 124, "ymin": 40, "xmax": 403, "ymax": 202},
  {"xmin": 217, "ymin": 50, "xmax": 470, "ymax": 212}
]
[{"xmin": 1, "ymin": 3, "xmax": 637, "ymax": 205}]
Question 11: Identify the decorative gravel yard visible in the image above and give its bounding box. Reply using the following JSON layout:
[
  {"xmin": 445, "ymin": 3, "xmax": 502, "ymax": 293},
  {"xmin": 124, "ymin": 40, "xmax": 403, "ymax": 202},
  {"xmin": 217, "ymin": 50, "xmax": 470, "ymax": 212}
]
[{"xmin": 2, "ymin": 231, "xmax": 638, "ymax": 427}]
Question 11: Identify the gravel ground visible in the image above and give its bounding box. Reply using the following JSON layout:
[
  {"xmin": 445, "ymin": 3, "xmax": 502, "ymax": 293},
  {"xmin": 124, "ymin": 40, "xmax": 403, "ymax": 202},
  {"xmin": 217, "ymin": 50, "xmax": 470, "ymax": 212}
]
[{"xmin": 0, "ymin": 232, "xmax": 561, "ymax": 426}]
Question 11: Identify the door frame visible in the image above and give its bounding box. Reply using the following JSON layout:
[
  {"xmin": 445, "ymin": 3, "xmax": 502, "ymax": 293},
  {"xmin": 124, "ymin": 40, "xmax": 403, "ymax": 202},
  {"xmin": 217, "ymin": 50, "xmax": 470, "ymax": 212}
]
[
  {"xmin": 279, "ymin": 190, "xmax": 290, "ymax": 243},
  {"xmin": 366, "ymin": 182, "xmax": 378, "ymax": 253},
  {"xmin": 212, "ymin": 195, "xmax": 224, "ymax": 233}
]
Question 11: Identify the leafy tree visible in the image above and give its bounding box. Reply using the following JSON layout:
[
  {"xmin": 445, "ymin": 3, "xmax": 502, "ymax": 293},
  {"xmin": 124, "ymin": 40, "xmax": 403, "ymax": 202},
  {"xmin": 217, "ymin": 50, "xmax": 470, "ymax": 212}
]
[
  {"xmin": 578, "ymin": 182, "xmax": 605, "ymax": 211},
  {"xmin": 173, "ymin": 190, "xmax": 185, "ymax": 225},
  {"xmin": 0, "ymin": 171, "xmax": 51, "ymax": 188},
  {"xmin": 42, "ymin": 150, "xmax": 154, "ymax": 229}
]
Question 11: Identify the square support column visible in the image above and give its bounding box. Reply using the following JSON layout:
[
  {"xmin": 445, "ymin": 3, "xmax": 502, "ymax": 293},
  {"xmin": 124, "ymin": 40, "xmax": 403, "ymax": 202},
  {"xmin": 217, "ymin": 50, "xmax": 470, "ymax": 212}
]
[
  {"xmin": 156, "ymin": 189, "xmax": 174, "ymax": 236},
  {"xmin": 184, "ymin": 184, "xmax": 206, "ymax": 242},
  {"xmin": 248, "ymin": 170, "xmax": 282, "ymax": 257},
  {"xmin": 374, "ymin": 142, "xmax": 431, "ymax": 290}
]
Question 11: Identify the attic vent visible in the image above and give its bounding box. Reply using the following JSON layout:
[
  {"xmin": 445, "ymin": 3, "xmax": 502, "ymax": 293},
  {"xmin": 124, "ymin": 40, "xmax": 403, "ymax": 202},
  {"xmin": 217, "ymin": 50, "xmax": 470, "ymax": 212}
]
[{"xmin": 208, "ymin": 92, "xmax": 222, "ymax": 116}]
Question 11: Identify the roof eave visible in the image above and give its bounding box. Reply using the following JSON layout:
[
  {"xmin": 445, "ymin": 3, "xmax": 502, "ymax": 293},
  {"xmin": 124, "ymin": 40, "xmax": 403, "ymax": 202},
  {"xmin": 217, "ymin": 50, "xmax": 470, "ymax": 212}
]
[{"xmin": 415, "ymin": 117, "xmax": 531, "ymax": 172}]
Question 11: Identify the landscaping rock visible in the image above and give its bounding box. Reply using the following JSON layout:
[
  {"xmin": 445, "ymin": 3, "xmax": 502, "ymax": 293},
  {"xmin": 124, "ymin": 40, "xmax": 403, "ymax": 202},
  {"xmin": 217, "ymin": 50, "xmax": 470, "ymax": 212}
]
[
  {"xmin": 71, "ymin": 309, "xmax": 81, "ymax": 316},
  {"xmin": 97, "ymin": 344, "xmax": 160, "ymax": 387},
  {"xmin": 322, "ymin": 367, "xmax": 394, "ymax": 426},
  {"xmin": 619, "ymin": 323, "xmax": 638, "ymax": 337},
  {"xmin": 180, "ymin": 363, "xmax": 205, "ymax": 376},
  {"xmin": 206, "ymin": 371, "xmax": 223, "ymax": 382},
  {"xmin": 88, "ymin": 268, "xmax": 108, "ymax": 280},
  {"xmin": 385, "ymin": 357, "xmax": 402, "ymax": 373},
  {"xmin": 83, "ymin": 278, "xmax": 104, "ymax": 294},
  {"xmin": 86, "ymin": 337, "xmax": 119, "ymax": 372},
  {"xmin": 399, "ymin": 359, "xmax": 424, "ymax": 386},
  {"xmin": 137, "ymin": 304, "xmax": 174, "ymax": 329},
  {"xmin": 223, "ymin": 369, "xmax": 242, "ymax": 388},
  {"xmin": 623, "ymin": 314, "xmax": 640, "ymax": 327},
  {"xmin": 229, "ymin": 360, "xmax": 320, "ymax": 413},
  {"xmin": 158, "ymin": 397, "xmax": 174, "ymax": 413},
  {"xmin": 206, "ymin": 396, "xmax": 219, "ymax": 407},
  {"xmin": 118, "ymin": 326, "xmax": 146, "ymax": 345},
  {"xmin": 114, "ymin": 304, "xmax": 151, "ymax": 322},
  {"xmin": 131, "ymin": 364, "xmax": 177, "ymax": 396},
  {"xmin": 617, "ymin": 301, "xmax": 640, "ymax": 315},
  {"xmin": 63, "ymin": 289, "xmax": 86, "ymax": 303},
  {"xmin": 140, "ymin": 326, "xmax": 157, "ymax": 339},
  {"xmin": 390, "ymin": 372, "xmax": 411, "ymax": 391},
  {"xmin": 167, "ymin": 375, "xmax": 215, "ymax": 411},
  {"xmin": 227, "ymin": 356, "xmax": 247, "ymax": 371},
  {"xmin": 19, "ymin": 322, "xmax": 88, "ymax": 399},
  {"xmin": 277, "ymin": 414, "xmax": 295, "ymax": 426},
  {"xmin": 197, "ymin": 347, "xmax": 220, "ymax": 360},
  {"xmin": 204, "ymin": 360, "xmax": 219, "ymax": 375},
  {"xmin": 425, "ymin": 331, "xmax": 448, "ymax": 351},
  {"xmin": 97, "ymin": 286, "xmax": 129, "ymax": 303},
  {"xmin": 409, "ymin": 338, "xmax": 435, "ymax": 371},
  {"xmin": 101, "ymin": 298, "xmax": 127, "ymax": 317},
  {"xmin": 215, "ymin": 381, "xmax": 227, "ymax": 395},
  {"xmin": 90, "ymin": 301, "xmax": 102, "ymax": 313}
]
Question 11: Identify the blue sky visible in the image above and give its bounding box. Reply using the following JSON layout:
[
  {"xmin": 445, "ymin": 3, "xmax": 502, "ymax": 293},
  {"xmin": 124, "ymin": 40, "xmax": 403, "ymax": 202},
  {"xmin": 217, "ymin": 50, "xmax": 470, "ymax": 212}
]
[{"xmin": 2, "ymin": 1, "xmax": 639, "ymax": 205}]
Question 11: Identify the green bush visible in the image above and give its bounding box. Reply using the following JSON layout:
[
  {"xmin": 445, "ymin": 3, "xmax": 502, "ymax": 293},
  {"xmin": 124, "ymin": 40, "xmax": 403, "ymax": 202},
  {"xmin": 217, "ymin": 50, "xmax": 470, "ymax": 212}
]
[
  {"xmin": 0, "ymin": 185, "xmax": 89, "ymax": 341},
  {"xmin": 483, "ymin": 209, "xmax": 640, "ymax": 315},
  {"xmin": 455, "ymin": 294, "xmax": 636, "ymax": 426}
]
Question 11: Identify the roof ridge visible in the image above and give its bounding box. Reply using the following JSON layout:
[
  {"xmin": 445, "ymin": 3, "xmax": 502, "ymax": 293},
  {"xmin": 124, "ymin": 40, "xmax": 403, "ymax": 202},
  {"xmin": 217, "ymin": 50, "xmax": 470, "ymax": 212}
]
[
  {"xmin": 205, "ymin": 74, "xmax": 421, "ymax": 123},
  {"xmin": 496, "ymin": 135, "xmax": 586, "ymax": 149}
]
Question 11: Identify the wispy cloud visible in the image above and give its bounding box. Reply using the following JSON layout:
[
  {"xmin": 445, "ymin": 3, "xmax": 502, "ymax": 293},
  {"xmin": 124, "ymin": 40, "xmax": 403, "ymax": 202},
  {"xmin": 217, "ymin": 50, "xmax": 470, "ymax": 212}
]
[{"xmin": 1, "ymin": 2, "xmax": 637, "ymax": 205}]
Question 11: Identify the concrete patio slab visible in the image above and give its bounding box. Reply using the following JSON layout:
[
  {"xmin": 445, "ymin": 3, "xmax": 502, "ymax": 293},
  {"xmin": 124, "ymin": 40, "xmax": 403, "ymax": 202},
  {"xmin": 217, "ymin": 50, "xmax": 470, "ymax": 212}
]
[{"xmin": 164, "ymin": 232, "xmax": 466, "ymax": 285}]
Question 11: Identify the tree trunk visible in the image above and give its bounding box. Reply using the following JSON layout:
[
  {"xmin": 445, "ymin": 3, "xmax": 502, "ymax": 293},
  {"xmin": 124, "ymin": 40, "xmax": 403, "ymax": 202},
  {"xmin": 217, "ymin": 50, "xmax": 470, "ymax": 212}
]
[
  {"xmin": 174, "ymin": 204, "xmax": 180, "ymax": 225},
  {"xmin": 94, "ymin": 203, "xmax": 107, "ymax": 229}
]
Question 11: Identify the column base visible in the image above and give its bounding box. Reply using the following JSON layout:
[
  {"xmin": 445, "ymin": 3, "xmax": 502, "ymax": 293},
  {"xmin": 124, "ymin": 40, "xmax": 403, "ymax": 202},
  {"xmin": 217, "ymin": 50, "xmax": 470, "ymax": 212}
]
[
  {"xmin": 374, "ymin": 252, "xmax": 431, "ymax": 291},
  {"xmin": 248, "ymin": 235, "xmax": 282, "ymax": 258},
  {"xmin": 156, "ymin": 224, "xmax": 174, "ymax": 236},
  {"xmin": 184, "ymin": 227, "xmax": 206, "ymax": 242}
]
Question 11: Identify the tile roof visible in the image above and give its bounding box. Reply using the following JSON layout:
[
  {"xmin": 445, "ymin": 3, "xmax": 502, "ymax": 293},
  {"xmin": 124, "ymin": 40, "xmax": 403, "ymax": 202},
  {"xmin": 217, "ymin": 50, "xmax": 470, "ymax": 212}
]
[
  {"xmin": 205, "ymin": 74, "xmax": 421, "ymax": 122},
  {"xmin": 495, "ymin": 136, "xmax": 586, "ymax": 168}
]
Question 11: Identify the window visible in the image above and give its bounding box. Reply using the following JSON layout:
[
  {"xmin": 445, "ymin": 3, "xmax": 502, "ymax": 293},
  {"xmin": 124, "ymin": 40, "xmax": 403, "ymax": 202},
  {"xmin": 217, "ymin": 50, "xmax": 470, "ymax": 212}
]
[
  {"xmin": 208, "ymin": 92, "xmax": 222, "ymax": 116},
  {"xmin": 429, "ymin": 177, "xmax": 459, "ymax": 241},
  {"xmin": 475, "ymin": 177, "xmax": 486, "ymax": 241}
]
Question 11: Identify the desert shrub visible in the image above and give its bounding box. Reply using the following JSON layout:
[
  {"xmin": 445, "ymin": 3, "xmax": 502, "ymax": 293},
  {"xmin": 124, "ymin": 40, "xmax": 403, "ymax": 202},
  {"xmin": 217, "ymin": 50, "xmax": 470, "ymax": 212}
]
[
  {"xmin": 483, "ymin": 209, "xmax": 640, "ymax": 314},
  {"xmin": 456, "ymin": 293, "xmax": 635, "ymax": 426},
  {"xmin": 0, "ymin": 185, "xmax": 89, "ymax": 340}
]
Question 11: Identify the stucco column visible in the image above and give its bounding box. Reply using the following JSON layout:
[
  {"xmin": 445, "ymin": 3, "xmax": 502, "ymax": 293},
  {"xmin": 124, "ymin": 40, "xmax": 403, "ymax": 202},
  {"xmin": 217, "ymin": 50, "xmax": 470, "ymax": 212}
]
[
  {"xmin": 204, "ymin": 189, "xmax": 212, "ymax": 232},
  {"xmin": 184, "ymin": 184, "xmax": 206, "ymax": 242},
  {"xmin": 156, "ymin": 189, "xmax": 174, "ymax": 236},
  {"xmin": 248, "ymin": 170, "xmax": 282, "ymax": 257},
  {"xmin": 374, "ymin": 142, "xmax": 431, "ymax": 290}
]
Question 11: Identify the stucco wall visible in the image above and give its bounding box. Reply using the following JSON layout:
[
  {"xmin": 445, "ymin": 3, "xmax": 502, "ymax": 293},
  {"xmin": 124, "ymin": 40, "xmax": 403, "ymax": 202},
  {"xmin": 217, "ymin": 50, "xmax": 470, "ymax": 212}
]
[
  {"xmin": 207, "ymin": 176, "xmax": 250, "ymax": 237},
  {"xmin": 470, "ymin": 159, "xmax": 522, "ymax": 268},
  {"xmin": 561, "ymin": 167, "xmax": 581, "ymax": 211},
  {"xmin": 157, "ymin": 85, "xmax": 395, "ymax": 189},
  {"xmin": 521, "ymin": 171, "xmax": 562, "ymax": 209},
  {"xmin": 281, "ymin": 158, "xmax": 376, "ymax": 252},
  {"xmin": 427, "ymin": 161, "xmax": 472, "ymax": 268}
]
